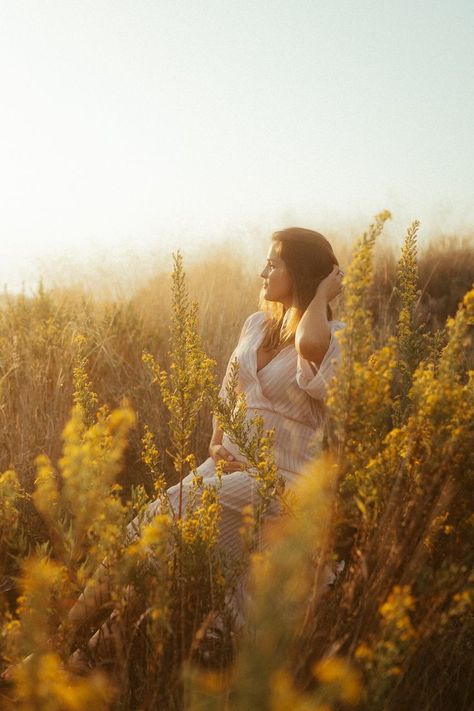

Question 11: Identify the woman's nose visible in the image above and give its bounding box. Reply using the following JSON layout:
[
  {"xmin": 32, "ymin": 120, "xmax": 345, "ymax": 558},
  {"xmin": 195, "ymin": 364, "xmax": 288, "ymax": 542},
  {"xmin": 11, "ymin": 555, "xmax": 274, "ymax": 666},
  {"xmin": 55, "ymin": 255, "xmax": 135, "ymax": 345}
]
[{"xmin": 260, "ymin": 266, "xmax": 268, "ymax": 278}]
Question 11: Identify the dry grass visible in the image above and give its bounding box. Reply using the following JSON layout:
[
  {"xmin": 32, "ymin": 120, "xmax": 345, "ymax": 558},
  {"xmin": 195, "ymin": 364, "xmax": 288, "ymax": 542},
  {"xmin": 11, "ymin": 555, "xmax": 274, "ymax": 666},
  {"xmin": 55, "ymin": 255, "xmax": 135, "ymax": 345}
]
[{"xmin": 0, "ymin": 223, "xmax": 473, "ymax": 710}]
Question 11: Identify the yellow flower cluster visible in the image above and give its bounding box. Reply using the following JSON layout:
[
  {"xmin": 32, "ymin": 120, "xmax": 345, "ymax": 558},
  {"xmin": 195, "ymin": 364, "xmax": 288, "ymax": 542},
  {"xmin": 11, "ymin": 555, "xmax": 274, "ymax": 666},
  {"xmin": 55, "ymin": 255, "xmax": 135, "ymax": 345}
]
[
  {"xmin": 177, "ymin": 484, "xmax": 221, "ymax": 548},
  {"xmin": 141, "ymin": 423, "xmax": 166, "ymax": 493},
  {"xmin": 14, "ymin": 557, "xmax": 69, "ymax": 655},
  {"xmin": 395, "ymin": 220, "xmax": 424, "ymax": 417},
  {"xmin": 13, "ymin": 652, "xmax": 113, "ymax": 710},
  {"xmin": 313, "ymin": 656, "xmax": 362, "ymax": 705},
  {"xmin": 380, "ymin": 585, "xmax": 416, "ymax": 642},
  {"xmin": 143, "ymin": 252, "xmax": 217, "ymax": 497},
  {"xmin": 72, "ymin": 334, "xmax": 99, "ymax": 428},
  {"xmin": 33, "ymin": 405, "xmax": 135, "ymax": 574}
]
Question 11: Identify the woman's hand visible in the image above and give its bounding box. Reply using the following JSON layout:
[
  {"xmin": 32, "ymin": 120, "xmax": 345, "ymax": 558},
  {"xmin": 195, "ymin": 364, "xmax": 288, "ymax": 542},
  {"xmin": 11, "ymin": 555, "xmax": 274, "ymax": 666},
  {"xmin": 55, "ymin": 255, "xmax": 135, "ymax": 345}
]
[
  {"xmin": 209, "ymin": 444, "xmax": 245, "ymax": 473},
  {"xmin": 316, "ymin": 264, "xmax": 344, "ymax": 302}
]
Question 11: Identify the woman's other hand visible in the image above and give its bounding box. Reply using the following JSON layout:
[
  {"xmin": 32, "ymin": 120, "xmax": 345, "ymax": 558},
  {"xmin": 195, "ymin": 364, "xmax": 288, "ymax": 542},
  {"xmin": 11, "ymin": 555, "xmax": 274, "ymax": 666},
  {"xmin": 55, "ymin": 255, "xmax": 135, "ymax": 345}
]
[
  {"xmin": 316, "ymin": 264, "xmax": 344, "ymax": 302},
  {"xmin": 209, "ymin": 444, "xmax": 245, "ymax": 473}
]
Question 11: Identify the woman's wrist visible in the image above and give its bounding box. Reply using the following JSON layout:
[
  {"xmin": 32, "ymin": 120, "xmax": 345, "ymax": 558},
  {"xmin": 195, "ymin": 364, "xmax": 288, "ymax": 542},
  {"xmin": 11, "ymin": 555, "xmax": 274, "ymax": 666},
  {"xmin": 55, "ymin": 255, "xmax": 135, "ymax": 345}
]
[{"xmin": 210, "ymin": 426, "xmax": 223, "ymax": 447}]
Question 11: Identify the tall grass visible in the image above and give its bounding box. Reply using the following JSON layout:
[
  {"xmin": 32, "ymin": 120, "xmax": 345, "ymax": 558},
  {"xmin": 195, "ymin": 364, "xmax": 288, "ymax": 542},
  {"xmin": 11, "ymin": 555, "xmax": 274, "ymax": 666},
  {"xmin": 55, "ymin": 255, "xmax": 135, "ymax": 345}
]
[{"xmin": 0, "ymin": 220, "xmax": 473, "ymax": 710}]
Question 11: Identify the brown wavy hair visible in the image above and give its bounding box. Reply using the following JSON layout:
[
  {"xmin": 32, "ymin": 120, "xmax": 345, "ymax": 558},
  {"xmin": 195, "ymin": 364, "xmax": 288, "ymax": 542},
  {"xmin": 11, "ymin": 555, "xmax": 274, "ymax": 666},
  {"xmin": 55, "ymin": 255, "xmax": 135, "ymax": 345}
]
[{"xmin": 260, "ymin": 227, "xmax": 339, "ymax": 351}]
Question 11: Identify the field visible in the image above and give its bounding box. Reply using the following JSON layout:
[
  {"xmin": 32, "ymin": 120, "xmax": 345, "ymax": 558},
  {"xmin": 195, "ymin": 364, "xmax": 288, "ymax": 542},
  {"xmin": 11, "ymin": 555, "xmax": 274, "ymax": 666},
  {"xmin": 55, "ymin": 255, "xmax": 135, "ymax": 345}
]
[{"xmin": 0, "ymin": 214, "xmax": 473, "ymax": 710}]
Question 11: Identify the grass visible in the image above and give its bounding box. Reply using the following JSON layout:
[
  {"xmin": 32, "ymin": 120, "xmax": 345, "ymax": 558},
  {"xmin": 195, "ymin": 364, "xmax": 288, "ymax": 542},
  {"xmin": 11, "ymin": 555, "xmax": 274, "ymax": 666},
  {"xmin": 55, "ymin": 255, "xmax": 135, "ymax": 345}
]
[{"xmin": 0, "ymin": 217, "xmax": 473, "ymax": 710}]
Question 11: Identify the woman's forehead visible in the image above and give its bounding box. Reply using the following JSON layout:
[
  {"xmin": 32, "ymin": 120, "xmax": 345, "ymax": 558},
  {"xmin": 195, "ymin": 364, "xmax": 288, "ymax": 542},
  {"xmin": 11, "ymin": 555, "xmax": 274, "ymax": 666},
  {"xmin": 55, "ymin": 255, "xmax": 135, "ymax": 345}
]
[{"xmin": 266, "ymin": 242, "xmax": 281, "ymax": 261}]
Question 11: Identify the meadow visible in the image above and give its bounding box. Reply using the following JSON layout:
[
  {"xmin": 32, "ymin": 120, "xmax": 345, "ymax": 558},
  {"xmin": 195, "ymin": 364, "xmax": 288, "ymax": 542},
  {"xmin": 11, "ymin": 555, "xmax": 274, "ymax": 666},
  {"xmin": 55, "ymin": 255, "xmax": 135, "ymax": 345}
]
[{"xmin": 0, "ymin": 214, "xmax": 473, "ymax": 710}]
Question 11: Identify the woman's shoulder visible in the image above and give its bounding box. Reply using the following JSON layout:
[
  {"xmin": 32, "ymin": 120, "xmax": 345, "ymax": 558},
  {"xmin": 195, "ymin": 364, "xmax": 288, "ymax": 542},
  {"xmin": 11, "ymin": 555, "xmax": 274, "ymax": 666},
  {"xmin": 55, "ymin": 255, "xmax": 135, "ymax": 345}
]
[{"xmin": 242, "ymin": 311, "xmax": 268, "ymax": 331}]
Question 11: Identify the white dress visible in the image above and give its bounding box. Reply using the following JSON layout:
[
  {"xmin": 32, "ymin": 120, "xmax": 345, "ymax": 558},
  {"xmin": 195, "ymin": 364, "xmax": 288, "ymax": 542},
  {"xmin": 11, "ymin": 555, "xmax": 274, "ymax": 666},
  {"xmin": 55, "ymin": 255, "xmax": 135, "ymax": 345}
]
[{"xmin": 141, "ymin": 311, "xmax": 344, "ymax": 557}]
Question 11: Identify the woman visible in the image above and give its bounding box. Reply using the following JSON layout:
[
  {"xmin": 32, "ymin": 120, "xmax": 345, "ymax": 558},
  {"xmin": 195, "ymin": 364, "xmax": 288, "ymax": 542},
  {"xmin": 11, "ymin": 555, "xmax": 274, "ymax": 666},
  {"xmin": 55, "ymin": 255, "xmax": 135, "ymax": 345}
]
[
  {"xmin": 137, "ymin": 227, "xmax": 345, "ymax": 560},
  {"xmin": 1, "ymin": 227, "xmax": 344, "ymax": 679}
]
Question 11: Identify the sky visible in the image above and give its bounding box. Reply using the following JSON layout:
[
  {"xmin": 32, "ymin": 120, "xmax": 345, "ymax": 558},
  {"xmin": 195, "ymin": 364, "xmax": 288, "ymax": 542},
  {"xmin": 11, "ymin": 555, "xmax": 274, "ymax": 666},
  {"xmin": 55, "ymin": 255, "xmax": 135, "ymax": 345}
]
[{"xmin": 1, "ymin": 0, "xmax": 473, "ymax": 292}]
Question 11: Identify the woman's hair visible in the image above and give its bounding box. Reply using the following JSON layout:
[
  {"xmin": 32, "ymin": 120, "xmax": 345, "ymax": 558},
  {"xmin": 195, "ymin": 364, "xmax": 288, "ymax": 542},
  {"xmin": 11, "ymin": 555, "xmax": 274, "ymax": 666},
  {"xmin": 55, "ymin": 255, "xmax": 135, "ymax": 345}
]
[{"xmin": 260, "ymin": 227, "xmax": 339, "ymax": 350}]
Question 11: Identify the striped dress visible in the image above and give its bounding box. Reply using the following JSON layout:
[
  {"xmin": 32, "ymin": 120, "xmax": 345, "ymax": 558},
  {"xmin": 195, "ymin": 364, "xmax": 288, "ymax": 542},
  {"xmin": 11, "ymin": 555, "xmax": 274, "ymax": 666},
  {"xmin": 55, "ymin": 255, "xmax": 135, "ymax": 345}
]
[{"xmin": 141, "ymin": 311, "xmax": 344, "ymax": 556}]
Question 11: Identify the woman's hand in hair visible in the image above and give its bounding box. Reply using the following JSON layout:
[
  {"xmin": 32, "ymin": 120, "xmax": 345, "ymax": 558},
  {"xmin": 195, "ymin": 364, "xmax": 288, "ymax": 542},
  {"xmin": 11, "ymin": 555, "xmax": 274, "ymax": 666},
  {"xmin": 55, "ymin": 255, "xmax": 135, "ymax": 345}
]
[
  {"xmin": 316, "ymin": 264, "xmax": 344, "ymax": 302},
  {"xmin": 209, "ymin": 444, "xmax": 246, "ymax": 473},
  {"xmin": 296, "ymin": 264, "xmax": 343, "ymax": 366}
]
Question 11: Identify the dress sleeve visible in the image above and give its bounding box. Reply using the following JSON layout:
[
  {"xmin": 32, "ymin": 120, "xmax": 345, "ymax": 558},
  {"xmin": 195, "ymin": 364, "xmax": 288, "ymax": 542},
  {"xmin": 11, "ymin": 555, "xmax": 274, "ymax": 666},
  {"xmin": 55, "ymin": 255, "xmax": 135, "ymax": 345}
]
[
  {"xmin": 218, "ymin": 312, "xmax": 265, "ymax": 399},
  {"xmin": 296, "ymin": 320, "xmax": 345, "ymax": 401}
]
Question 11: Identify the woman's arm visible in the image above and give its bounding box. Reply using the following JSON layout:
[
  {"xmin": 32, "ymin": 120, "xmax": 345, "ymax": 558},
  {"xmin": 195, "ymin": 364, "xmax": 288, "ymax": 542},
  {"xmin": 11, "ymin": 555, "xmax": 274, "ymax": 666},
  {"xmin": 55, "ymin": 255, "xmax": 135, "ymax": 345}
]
[
  {"xmin": 295, "ymin": 265, "xmax": 343, "ymax": 367},
  {"xmin": 209, "ymin": 419, "xmax": 224, "ymax": 450}
]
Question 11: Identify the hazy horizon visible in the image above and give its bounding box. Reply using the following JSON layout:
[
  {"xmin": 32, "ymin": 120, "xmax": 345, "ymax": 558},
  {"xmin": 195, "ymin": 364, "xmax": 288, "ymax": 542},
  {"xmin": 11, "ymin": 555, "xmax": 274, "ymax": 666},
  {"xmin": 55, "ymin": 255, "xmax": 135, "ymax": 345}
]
[{"xmin": 1, "ymin": 0, "xmax": 473, "ymax": 293}]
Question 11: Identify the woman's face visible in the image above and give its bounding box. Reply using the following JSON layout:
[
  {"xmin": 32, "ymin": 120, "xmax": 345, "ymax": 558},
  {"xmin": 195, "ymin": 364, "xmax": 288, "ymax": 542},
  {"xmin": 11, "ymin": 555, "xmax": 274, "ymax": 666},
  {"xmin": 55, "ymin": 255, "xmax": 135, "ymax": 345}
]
[{"xmin": 260, "ymin": 242, "xmax": 293, "ymax": 307}]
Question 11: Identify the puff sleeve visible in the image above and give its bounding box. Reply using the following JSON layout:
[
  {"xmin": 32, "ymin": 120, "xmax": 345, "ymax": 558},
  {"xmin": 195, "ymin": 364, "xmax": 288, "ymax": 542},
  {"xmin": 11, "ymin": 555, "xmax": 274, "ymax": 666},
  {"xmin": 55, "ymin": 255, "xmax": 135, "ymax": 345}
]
[{"xmin": 295, "ymin": 320, "xmax": 345, "ymax": 401}]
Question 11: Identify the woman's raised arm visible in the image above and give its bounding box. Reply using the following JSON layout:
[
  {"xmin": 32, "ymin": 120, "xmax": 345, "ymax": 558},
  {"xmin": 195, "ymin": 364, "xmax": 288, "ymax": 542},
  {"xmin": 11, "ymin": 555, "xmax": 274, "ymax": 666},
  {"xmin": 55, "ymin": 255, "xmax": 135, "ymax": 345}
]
[{"xmin": 295, "ymin": 265, "xmax": 343, "ymax": 367}]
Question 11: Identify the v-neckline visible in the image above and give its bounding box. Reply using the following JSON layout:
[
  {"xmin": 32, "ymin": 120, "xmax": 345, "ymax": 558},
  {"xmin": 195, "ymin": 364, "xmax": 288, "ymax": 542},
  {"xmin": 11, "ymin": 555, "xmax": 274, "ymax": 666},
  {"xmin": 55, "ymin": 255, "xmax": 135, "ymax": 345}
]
[{"xmin": 255, "ymin": 341, "xmax": 294, "ymax": 375}]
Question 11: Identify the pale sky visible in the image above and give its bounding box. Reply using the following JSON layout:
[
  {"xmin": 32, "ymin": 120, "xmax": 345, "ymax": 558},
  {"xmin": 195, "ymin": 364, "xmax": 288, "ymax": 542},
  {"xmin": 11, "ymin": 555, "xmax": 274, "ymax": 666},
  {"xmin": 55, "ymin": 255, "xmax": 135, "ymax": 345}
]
[{"xmin": 1, "ymin": 0, "xmax": 473, "ymax": 292}]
